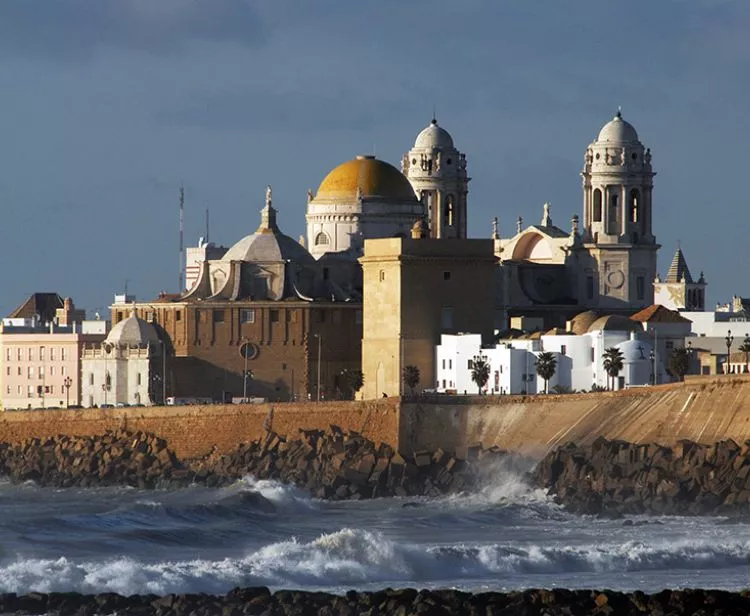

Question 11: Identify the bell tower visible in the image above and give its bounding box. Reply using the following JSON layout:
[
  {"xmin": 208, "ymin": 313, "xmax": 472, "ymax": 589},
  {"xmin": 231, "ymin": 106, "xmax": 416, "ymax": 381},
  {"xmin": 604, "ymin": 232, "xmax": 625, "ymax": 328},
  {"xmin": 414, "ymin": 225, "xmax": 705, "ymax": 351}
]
[
  {"xmin": 580, "ymin": 110, "xmax": 659, "ymax": 309},
  {"xmin": 403, "ymin": 118, "xmax": 469, "ymax": 239}
]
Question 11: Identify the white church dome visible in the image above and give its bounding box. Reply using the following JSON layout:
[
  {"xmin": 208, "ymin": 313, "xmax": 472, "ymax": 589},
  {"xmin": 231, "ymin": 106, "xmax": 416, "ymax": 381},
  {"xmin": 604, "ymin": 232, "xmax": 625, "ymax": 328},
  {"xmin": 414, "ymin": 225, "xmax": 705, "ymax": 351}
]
[
  {"xmin": 597, "ymin": 110, "xmax": 640, "ymax": 144},
  {"xmin": 414, "ymin": 119, "xmax": 454, "ymax": 149},
  {"xmin": 106, "ymin": 313, "xmax": 159, "ymax": 347}
]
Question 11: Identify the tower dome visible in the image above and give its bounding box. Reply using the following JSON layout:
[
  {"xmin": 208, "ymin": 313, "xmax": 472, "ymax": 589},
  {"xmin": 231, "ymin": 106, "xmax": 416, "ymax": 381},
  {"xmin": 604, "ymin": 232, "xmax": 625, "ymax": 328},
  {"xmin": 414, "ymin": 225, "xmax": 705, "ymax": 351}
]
[
  {"xmin": 596, "ymin": 110, "xmax": 640, "ymax": 144},
  {"xmin": 414, "ymin": 119, "xmax": 454, "ymax": 149}
]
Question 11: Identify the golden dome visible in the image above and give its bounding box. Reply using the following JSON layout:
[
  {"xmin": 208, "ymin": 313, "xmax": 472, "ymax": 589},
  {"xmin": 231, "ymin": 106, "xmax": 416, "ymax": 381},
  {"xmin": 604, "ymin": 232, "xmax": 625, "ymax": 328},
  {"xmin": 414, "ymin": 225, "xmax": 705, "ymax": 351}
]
[{"xmin": 314, "ymin": 155, "xmax": 417, "ymax": 202}]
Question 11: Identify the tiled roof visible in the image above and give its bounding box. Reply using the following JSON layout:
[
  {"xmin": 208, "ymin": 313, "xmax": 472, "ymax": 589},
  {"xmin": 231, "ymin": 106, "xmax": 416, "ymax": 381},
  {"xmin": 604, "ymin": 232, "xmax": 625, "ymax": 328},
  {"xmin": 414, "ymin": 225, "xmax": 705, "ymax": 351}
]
[
  {"xmin": 631, "ymin": 304, "xmax": 692, "ymax": 323},
  {"xmin": 7, "ymin": 293, "xmax": 64, "ymax": 321}
]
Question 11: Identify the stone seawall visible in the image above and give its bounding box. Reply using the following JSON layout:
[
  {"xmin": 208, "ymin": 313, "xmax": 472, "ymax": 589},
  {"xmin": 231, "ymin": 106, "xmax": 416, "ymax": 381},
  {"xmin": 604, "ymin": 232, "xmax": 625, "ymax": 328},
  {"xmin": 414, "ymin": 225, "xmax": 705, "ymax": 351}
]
[
  {"xmin": 400, "ymin": 375, "xmax": 750, "ymax": 456},
  {"xmin": 0, "ymin": 400, "xmax": 400, "ymax": 459}
]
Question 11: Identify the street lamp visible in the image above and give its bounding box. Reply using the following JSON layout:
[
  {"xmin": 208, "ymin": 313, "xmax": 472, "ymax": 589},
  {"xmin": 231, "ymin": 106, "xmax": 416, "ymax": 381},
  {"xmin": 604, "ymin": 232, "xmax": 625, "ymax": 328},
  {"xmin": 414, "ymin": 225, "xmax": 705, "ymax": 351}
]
[
  {"xmin": 726, "ymin": 330, "xmax": 734, "ymax": 375},
  {"xmin": 314, "ymin": 334, "xmax": 322, "ymax": 402},
  {"xmin": 63, "ymin": 376, "xmax": 72, "ymax": 408},
  {"xmin": 743, "ymin": 334, "xmax": 750, "ymax": 373},
  {"xmin": 650, "ymin": 349, "xmax": 656, "ymax": 385}
]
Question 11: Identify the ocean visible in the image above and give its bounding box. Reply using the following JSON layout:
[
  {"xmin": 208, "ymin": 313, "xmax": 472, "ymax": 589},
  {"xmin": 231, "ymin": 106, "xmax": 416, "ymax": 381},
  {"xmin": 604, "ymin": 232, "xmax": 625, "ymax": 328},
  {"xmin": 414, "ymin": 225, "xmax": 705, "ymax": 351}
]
[{"xmin": 1, "ymin": 471, "xmax": 749, "ymax": 597}]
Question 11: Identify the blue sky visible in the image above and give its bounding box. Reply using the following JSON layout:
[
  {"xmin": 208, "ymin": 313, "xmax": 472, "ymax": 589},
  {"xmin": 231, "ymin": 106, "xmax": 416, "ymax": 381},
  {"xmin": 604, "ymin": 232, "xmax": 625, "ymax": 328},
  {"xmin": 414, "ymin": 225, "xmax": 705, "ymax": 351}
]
[{"xmin": 1, "ymin": 0, "xmax": 748, "ymax": 317}]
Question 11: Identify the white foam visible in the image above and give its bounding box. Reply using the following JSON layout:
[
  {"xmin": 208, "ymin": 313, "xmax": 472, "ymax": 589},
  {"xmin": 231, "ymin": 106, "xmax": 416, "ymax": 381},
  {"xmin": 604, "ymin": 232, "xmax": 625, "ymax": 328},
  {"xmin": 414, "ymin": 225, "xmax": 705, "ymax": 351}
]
[
  {"xmin": 230, "ymin": 476, "xmax": 317, "ymax": 511},
  {"xmin": 2, "ymin": 529, "xmax": 750, "ymax": 596}
]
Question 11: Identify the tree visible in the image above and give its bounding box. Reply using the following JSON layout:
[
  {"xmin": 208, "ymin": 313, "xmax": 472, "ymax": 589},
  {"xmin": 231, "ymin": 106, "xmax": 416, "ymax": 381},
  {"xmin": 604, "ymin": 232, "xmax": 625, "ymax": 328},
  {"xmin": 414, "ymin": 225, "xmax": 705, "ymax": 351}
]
[
  {"xmin": 535, "ymin": 352, "xmax": 557, "ymax": 394},
  {"xmin": 739, "ymin": 337, "xmax": 750, "ymax": 373},
  {"xmin": 470, "ymin": 356, "xmax": 491, "ymax": 394},
  {"xmin": 602, "ymin": 347, "xmax": 624, "ymax": 390},
  {"xmin": 339, "ymin": 369, "xmax": 364, "ymax": 400},
  {"xmin": 402, "ymin": 365, "xmax": 420, "ymax": 395},
  {"xmin": 668, "ymin": 347, "xmax": 690, "ymax": 382}
]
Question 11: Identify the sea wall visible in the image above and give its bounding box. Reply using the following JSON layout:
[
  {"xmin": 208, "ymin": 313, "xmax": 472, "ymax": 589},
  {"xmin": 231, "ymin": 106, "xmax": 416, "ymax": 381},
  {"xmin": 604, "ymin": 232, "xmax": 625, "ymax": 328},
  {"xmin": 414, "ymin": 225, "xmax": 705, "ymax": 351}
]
[
  {"xmin": 0, "ymin": 400, "xmax": 400, "ymax": 459},
  {"xmin": 2, "ymin": 376, "xmax": 750, "ymax": 459},
  {"xmin": 400, "ymin": 375, "xmax": 750, "ymax": 456}
]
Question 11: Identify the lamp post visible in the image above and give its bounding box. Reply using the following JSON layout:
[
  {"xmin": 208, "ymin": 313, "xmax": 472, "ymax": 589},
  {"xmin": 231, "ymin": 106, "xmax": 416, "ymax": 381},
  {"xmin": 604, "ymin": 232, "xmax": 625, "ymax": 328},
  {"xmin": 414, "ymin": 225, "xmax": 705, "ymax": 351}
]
[
  {"xmin": 726, "ymin": 330, "xmax": 734, "ymax": 375},
  {"xmin": 314, "ymin": 334, "xmax": 322, "ymax": 402},
  {"xmin": 242, "ymin": 339, "xmax": 249, "ymax": 401},
  {"xmin": 650, "ymin": 349, "xmax": 655, "ymax": 385},
  {"xmin": 744, "ymin": 334, "xmax": 750, "ymax": 373},
  {"xmin": 63, "ymin": 376, "xmax": 72, "ymax": 409},
  {"xmin": 40, "ymin": 345, "xmax": 46, "ymax": 409}
]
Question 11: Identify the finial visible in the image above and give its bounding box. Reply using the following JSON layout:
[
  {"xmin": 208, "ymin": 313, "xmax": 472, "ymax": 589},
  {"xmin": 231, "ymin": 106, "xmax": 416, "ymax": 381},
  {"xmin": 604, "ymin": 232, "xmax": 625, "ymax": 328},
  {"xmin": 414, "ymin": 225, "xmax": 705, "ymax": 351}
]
[
  {"xmin": 616, "ymin": 106, "xmax": 622, "ymax": 119},
  {"xmin": 491, "ymin": 217, "xmax": 499, "ymax": 240},
  {"xmin": 517, "ymin": 216, "xmax": 523, "ymax": 234},
  {"xmin": 307, "ymin": 188, "xmax": 313, "ymax": 204},
  {"xmin": 259, "ymin": 185, "xmax": 278, "ymax": 232},
  {"xmin": 541, "ymin": 202, "xmax": 552, "ymax": 227},
  {"xmin": 571, "ymin": 214, "xmax": 579, "ymax": 236},
  {"xmin": 265, "ymin": 185, "xmax": 272, "ymax": 208},
  {"xmin": 432, "ymin": 104, "xmax": 437, "ymax": 124}
]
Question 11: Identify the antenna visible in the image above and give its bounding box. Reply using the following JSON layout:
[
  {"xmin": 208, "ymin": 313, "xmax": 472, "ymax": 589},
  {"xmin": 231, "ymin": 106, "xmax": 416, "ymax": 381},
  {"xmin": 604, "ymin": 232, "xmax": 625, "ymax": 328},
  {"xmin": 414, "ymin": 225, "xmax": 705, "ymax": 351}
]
[
  {"xmin": 205, "ymin": 207, "xmax": 210, "ymax": 244},
  {"xmin": 124, "ymin": 279, "xmax": 129, "ymax": 296},
  {"xmin": 179, "ymin": 186, "xmax": 185, "ymax": 293}
]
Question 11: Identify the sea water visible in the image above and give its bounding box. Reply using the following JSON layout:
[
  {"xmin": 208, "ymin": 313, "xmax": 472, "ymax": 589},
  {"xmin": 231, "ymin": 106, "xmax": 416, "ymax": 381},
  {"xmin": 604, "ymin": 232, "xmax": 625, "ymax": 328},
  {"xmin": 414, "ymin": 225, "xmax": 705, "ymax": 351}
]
[{"xmin": 0, "ymin": 473, "xmax": 749, "ymax": 596}]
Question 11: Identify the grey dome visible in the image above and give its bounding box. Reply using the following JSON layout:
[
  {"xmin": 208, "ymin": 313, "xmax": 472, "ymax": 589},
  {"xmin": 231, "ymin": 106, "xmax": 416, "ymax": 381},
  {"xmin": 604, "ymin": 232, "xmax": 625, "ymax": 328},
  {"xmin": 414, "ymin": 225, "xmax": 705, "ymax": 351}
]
[
  {"xmin": 597, "ymin": 111, "xmax": 640, "ymax": 144},
  {"xmin": 414, "ymin": 119, "xmax": 454, "ymax": 149},
  {"xmin": 224, "ymin": 230, "xmax": 316, "ymax": 265},
  {"xmin": 106, "ymin": 313, "xmax": 159, "ymax": 346}
]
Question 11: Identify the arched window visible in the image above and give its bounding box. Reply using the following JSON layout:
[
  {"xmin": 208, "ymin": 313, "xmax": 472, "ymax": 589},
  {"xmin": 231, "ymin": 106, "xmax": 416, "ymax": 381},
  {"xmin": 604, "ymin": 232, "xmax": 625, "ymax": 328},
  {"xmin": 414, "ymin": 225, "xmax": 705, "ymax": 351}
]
[
  {"xmin": 314, "ymin": 232, "xmax": 330, "ymax": 246},
  {"xmin": 630, "ymin": 189, "xmax": 640, "ymax": 223},
  {"xmin": 444, "ymin": 194, "xmax": 455, "ymax": 226},
  {"xmin": 593, "ymin": 189, "xmax": 602, "ymax": 222}
]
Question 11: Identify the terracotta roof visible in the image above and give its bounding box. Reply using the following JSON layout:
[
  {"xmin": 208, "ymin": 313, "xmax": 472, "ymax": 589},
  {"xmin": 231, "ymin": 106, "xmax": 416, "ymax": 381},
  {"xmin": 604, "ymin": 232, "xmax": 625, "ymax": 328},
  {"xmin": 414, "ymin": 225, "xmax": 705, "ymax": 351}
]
[
  {"xmin": 630, "ymin": 304, "xmax": 691, "ymax": 323},
  {"xmin": 7, "ymin": 293, "xmax": 64, "ymax": 321}
]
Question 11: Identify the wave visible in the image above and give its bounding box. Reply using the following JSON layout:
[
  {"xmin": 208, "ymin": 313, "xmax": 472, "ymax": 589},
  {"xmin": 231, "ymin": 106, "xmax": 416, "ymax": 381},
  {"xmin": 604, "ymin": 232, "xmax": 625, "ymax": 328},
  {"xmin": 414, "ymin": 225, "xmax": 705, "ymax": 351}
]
[{"xmin": 3, "ymin": 529, "xmax": 750, "ymax": 596}]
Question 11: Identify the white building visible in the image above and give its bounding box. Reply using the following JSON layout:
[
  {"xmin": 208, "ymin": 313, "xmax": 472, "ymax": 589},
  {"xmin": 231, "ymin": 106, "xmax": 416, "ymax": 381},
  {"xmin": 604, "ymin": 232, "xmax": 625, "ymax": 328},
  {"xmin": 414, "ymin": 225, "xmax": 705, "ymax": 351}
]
[{"xmin": 81, "ymin": 313, "xmax": 162, "ymax": 407}]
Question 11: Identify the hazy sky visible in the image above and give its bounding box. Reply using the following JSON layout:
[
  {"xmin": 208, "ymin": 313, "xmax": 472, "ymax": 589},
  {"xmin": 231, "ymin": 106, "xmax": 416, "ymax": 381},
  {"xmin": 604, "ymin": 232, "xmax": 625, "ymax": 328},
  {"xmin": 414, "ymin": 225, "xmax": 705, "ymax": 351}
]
[{"xmin": 1, "ymin": 0, "xmax": 748, "ymax": 318}]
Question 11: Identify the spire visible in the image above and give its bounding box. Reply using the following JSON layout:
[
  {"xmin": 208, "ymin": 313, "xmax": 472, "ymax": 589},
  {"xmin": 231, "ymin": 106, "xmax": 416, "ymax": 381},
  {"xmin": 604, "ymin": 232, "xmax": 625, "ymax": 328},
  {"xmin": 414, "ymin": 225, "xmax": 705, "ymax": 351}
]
[
  {"xmin": 491, "ymin": 217, "xmax": 499, "ymax": 240},
  {"xmin": 665, "ymin": 245, "xmax": 693, "ymax": 283},
  {"xmin": 258, "ymin": 184, "xmax": 279, "ymax": 233},
  {"xmin": 517, "ymin": 216, "xmax": 523, "ymax": 234},
  {"xmin": 616, "ymin": 105, "xmax": 622, "ymax": 119}
]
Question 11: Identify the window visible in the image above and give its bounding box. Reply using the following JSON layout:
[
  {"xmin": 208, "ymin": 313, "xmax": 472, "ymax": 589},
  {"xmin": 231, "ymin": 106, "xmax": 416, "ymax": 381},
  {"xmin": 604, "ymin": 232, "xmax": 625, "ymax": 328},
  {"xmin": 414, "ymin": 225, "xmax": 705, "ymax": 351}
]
[
  {"xmin": 630, "ymin": 189, "xmax": 639, "ymax": 223},
  {"xmin": 593, "ymin": 189, "xmax": 602, "ymax": 222},
  {"xmin": 49, "ymin": 348, "xmax": 55, "ymax": 361},
  {"xmin": 17, "ymin": 367, "xmax": 21, "ymax": 376},
  {"xmin": 61, "ymin": 348, "xmax": 68, "ymax": 361},
  {"xmin": 28, "ymin": 385, "xmax": 34, "ymax": 396},
  {"xmin": 586, "ymin": 276, "xmax": 595, "ymax": 300},
  {"xmin": 270, "ymin": 310, "xmax": 280, "ymax": 323},
  {"xmin": 146, "ymin": 311, "xmax": 155, "ymax": 322},
  {"xmin": 323, "ymin": 267, "xmax": 329, "ymax": 281},
  {"xmin": 38, "ymin": 366, "xmax": 44, "ymax": 379},
  {"xmin": 561, "ymin": 345, "xmax": 567, "ymax": 356},
  {"xmin": 49, "ymin": 366, "xmax": 55, "ymax": 376},
  {"xmin": 467, "ymin": 359, "xmax": 473, "ymax": 369},
  {"xmin": 5, "ymin": 348, "xmax": 10, "ymax": 361},
  {"xmin": 241, "ymin": 309, "xmax": 255, "ymax": 324},
  {"xmin": 16, "ymin": 348, "xmax": 21, "ymax": 360},
  {"xmin": 5, "ymin": 386, "xmax": 9, "ymax": 395},
  {"xmin": 89, "ymin": 373, "xmax": 94, "ymax": 385},
  {"xmin": 591, "ymin": 348, "xmax": 595, "ymax": 362},
  {"xmin": 445, "ymin": 195, "xmax": 455, "ymax": 226},
  {"xmin": 442, "ymin": 359, "xmax": 446, "ymax": 369},
  {"xmin": 314, "ymin": 232, "xmax": 329, "ymax": 246},
  {"xmin": 287, "ymin": 309, "xmax": 298, "ymax": 323},
  {"xmin": 449, "ymin": 359, "xmax": 452, "ymax": 369},
  {"xmin": 61, "ymin": 366, "xmax": 66, "ymax": 376},
  {"xmin": 105, "ymin": 372, "xmax": 111, "ymax": 390},
  {"xmin": 636, "ymin": 276, "xmax": 645, "ymax": 301},
  {"xmin": 666, "ymin": 341, "xmax": 674, "ymax": 350},
  {"xmin": 176, "ymin": 310, "xmax": 182, "ymax": 322},
  {"xmin": 137, "ymin": 373, "xmax": 142, "ymax": 386},
  {"xmin": 441, "ymin": 307, "xmax": 454, "ymax": 330},
  {"xmin": 27, "ymin": 366, "xmax": 34, "ymax": 379},
  {"xmin": 443, "ymin": 271, "xmax": 451, "ymax": 281},
  {"xmin": 28, "ymin": 348, "xmax": 33, "ymax": 361},
  {"xmin": 17, "ymin": 385, "xmax": 22, "ymax": 395},
  {"xmin": 379, "ymin": 270, "xmax": 385, "ymax": 282},
  {"xmin": 39, "ymin": 347, "xmax": 45, "ymax": 361},
  {"xmin": 213, "ymin": 309, "xmax": 225, "ymax": 323}
]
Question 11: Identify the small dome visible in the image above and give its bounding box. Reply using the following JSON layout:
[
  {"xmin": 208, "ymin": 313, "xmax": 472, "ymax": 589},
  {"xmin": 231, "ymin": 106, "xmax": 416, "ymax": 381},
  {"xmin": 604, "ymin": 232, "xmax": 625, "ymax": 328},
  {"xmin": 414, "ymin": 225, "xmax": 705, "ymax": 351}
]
[
  {"xmin": 314, "ymin": 155, "xmax": 417, "ymax": 203},
  {"xmin": 615, "ymin": 338, "xmax": 653, "ymax": 362},
  {"xmin": 597, "ymin": 110, "xmax": 640, "ymax": 144},
  {"xmin": 587, "ymin": 314, "xmax": 641, "ymax": 334},
  {"xmin": 569, "ymin": 310, "xmax": 600, "ymax": 335},
  {"xmin": 414, "ymin": 119, "xmax": 454, "ymax": 149},
  {"xmin": 106, "ymin": 313, "xmax": 159, "ymax": 347},
  {"xmin": 224, "ymin": 230, "xmax": 315, "ymax": 265}
]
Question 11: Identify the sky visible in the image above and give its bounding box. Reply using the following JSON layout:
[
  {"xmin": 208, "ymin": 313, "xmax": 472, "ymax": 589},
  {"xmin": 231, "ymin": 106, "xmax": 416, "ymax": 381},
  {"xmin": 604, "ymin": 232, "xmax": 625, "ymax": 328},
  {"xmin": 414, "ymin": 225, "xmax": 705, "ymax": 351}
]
[{"xmin": 1, "ymin": 0, "xmax": 748, "ymax": 318}]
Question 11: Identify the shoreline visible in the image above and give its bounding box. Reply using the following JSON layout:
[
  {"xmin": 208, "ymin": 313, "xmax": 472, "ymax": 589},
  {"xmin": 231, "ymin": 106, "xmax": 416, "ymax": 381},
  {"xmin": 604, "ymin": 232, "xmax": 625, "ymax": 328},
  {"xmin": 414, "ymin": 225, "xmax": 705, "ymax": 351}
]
[{"xmin": 2, "ymin": 587, "xmax": 750, "ymax": 615}]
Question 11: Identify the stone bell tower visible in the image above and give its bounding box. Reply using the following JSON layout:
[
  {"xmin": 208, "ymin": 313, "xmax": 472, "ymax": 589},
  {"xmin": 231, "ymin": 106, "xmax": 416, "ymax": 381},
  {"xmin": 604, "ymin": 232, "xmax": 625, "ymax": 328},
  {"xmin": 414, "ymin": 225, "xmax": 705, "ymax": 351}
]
[
  {"xmin": 402, "ymin": 118, "xmax": 469, "ymax": 239},
  {"xmin": 580, "ymin": 110, "xmax": 659, "ymax": 309}
]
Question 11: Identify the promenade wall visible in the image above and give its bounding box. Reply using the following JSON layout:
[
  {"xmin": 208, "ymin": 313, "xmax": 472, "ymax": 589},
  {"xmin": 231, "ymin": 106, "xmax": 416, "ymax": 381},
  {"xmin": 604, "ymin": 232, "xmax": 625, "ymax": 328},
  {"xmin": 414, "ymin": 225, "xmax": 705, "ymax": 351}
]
[
  {"xmin": 2, "ymin": 376, "xmax": 750, "ymax": 458},
  {"xmin": 0, "ymin": 399, "xmax": 400, "ymax": 459}
]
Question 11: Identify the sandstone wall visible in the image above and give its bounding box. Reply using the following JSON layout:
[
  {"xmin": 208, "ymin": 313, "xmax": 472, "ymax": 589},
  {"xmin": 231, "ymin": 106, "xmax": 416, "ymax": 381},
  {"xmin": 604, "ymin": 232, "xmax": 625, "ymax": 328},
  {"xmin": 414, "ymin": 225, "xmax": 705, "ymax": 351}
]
[
  {"xmin": 400, "ymin": 375, "xmax": 750, "ymax": 456},
  {"xmin": 0, "ymin": 400, "xmax": 399, "ymax": 459}
]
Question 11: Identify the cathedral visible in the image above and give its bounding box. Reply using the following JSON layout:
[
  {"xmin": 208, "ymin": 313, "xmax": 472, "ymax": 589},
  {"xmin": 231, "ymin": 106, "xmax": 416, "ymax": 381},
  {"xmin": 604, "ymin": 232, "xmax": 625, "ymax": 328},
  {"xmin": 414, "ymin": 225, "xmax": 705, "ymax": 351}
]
[{"xmin": 113, "ymin": 110, "xmax": 673, "ymax": 401}]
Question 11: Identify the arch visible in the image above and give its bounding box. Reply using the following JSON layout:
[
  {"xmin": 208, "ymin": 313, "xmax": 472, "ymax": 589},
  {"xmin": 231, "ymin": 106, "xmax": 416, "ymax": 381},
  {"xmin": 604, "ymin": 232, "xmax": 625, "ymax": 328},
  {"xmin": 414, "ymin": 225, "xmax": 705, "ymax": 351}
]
[
  {"xmin": 630, "ymin": 189, "xmax": 640, "ymax": 223},
  {"xmin": 314, "ymin": 232, "xmax": 330, "ymax": 246},
  {"xmin": 511, "ymin": 232, "xmax": 553, "ymax": 261},
  {"xmin": 608, "ymin": 191, "xmax": 619, "ymax": 234},
  {"xmin": 593, "ymin": 189, "xmax": 602, "ymax": 222},
  {"xmin": 444, "ymin": 194, "xmax": 455, "ymax": 226}
]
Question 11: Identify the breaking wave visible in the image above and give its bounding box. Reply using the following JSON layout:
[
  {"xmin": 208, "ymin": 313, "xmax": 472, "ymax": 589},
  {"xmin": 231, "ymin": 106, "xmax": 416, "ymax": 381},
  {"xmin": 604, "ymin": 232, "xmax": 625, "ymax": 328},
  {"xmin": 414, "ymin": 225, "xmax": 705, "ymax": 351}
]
[{"xmin": 2, "ymin": 529, "xmax": 750, "ymax": 596}]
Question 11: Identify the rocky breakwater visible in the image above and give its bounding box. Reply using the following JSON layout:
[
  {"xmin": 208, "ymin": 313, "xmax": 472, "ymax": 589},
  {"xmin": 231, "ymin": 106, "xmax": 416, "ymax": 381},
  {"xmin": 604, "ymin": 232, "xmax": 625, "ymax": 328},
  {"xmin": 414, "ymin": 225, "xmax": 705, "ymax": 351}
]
[
  {"xmin": 0, "ymin": 427, "xmax": 514, "ymax": 499},
  {"xmin": 533, "ymin": 436, "xmax": 750, "ymax": 516},
  {"xmin": 2, "ymin": 587, "xmax": 750, "ymax": 615}
]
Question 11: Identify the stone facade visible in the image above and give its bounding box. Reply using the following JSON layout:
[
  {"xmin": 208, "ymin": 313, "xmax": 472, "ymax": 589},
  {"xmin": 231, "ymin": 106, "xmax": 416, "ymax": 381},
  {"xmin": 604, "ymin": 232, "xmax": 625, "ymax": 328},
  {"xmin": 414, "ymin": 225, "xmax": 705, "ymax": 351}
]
[{"xmin": 359, "ymin": 234, "xmax": 497, "ymax": 399}]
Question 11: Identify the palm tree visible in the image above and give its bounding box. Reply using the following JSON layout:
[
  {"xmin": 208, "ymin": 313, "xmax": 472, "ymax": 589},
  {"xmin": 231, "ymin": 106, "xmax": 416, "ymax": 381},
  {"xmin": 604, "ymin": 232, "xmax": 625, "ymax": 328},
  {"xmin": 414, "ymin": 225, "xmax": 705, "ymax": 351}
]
[
  {"xmin": 535, "ymin": 352, "xmax": 557, "ymax": 394},
  {"xmin": 470, "ymin": 356, "xmax": 491, "ymax": 394},
  {"xmin": 602, "ymin": 347, "xmax": 624, "ymax": 390},
  {"xmin": 739, "ymin": 336, "xmax": 750, "ymax": 374},
  {"xmin": 402, "ymin": 365, "xmax": 420, "ymax": 395},
  {"xmin": 340, "ymin": 369, "xmax": 364, "ymax": 399},
  {"xmin": 668, "ymin": 348, "xmax": 690, "ymax": 382}
]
